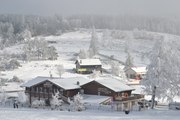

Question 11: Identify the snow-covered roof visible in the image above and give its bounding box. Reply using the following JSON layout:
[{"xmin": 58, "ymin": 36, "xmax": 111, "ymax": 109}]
[
  {"xmin": 76, "ymin": 59, "xmax": 102, "ymax": 66},
  {"xmin": 131, "ymin": 67, "xmax": 147, "ymax": 73},
  {"xmin": 94, "ymin": 77, "xmax": 134, "ymax": 92},
  {"xmin": 21, "ymin": 76, "xmax": 51, "ymax": 88},
  {"xmin": 21, "ymin": 76, "xmax": 92, "ymax": 90},
  {"xmin": 50, "ymin": 77, "xmax": 92, "ymax": 90}
]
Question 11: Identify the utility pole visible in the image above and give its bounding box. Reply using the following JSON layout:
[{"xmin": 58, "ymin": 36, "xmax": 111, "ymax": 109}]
[{"xmin": 151, "ymin": 86, "xmax": 156, "ymax": 109}]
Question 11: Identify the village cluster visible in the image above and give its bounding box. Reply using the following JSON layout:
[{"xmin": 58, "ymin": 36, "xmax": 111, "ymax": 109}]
[{"xmin": 0, "ymin": 57, "xmax": 148, "ymax": 112}]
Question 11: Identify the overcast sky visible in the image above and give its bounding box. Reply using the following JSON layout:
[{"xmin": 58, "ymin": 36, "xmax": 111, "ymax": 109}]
[{"xmin": 0, "ymin": 0, "xmax": 179, "ymax": 17}]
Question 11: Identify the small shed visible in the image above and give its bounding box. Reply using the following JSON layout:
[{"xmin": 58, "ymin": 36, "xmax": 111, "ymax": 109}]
[{"xmin": 75, "ymin": 59, "xmax": 102, "ymax": 74}]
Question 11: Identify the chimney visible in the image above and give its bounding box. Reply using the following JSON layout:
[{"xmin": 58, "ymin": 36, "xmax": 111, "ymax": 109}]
[
  {"xmin": 49, "ymin": 71, "xmax": 52, "ymax": 78},
  {"xmin": 77, "ymin": 81, "xmax": 80, "ymax": 85}
]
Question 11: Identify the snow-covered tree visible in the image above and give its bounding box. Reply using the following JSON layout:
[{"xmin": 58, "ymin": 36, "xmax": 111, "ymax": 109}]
[
  {"xmin": 73, "ymin": 93, "xmax": 85, "ymax": 111},
  {"xmin": 124, "ymin": 52, "xmax": 134, "ymax": 70},
  {"xmin": 141, "ymin": 36, "xmax": 180, "ymax": 105},
  {"xmin": 90, "ymin": 70, "xmax": 101, "ymax": 79},
  {"xmin": 17, "ymin": 29, "xmax": 32, "ymax": 42},
  {"xmin": 89, "ymin": 27, "xmax": 99, "ymax": 57},
  {"xmin": 23, "ymin": 38, "xmax": 48, "ymax": 61},
  {"xmin": 79, "ymin": 49, "xmax": 87, "ymax": 59},
  {"xmin": 31, "ymin": 100, "xmax": 45, "ymax": 108},
  {"xmin": 111, "ymin": 61, "xmax": 121, "ymax": 76},
  {"xmin": 111, "ymin": 61, "xmax": 127, "ymax": 80},
  {"xmin": 46, "ymin": 46, "xmax": 58, "ymax": 60},
  {"xmin": 50, "ymin": 91, "xmax": 63, "ymax": 110},
  {"xmin": 18, "ymin": 92, "xmax": 28, "ymax": 105},
  {"xmin": 0, "ymin": 89, "xmax": 7, "ymax": 105},
  {"xmin": 56, "ymin": 65, "xmax": 65, "ymax": 78},
  {"xmin": 102, "ymin": 29, "xmax": 110, "ymax": 47}
]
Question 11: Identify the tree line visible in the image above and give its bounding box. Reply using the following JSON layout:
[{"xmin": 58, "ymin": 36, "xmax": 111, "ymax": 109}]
[{"xmin": 0, "ymin": 14, "xmax": 180, "ymax": 48}]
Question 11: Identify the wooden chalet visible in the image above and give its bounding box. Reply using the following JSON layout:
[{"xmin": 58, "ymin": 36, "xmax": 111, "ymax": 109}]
[
  {"xmin": 125, "ymin": 67, "xmax": 147, "ymax": 80},
  {"xmin": 21, "ymin": 76, "xmax": 91, "ymax": 106},
  {"xmin": 81, "ymin": 77, "xmax": 144, "ymax": 111},
  {"xmin": 21, "ymin": 76, "xmax": 144, "ymax": 110},
  {"xmin": 81, "ymin": 77, "xmax": 135, "ymax": 101},
  {"xmin": 75, "ymin": 59, "xmax": 102, "ymax": 74}
]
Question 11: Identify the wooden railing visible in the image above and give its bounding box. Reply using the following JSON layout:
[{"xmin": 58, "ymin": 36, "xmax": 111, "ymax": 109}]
[{"xmin": 115, "ymin": 94, "xmax": 144, "ymax": 102}]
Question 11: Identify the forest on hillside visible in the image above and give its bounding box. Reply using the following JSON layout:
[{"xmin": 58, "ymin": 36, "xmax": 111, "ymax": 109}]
[{"xmin": 0, "ymin": 14, "xmax": 180, "ymax": 48}]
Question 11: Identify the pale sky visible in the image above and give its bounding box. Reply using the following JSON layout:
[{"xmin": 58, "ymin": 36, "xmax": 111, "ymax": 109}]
[{"xmin": 0, "ymin": 0, "xmax": 179, "ymax": 17}]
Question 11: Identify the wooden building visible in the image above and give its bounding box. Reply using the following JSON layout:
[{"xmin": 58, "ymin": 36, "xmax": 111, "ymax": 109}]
[
  {"xmin": 21, "ymin": 76, "xmax": 91, "ymax": 105},
  {"xmin": 81, "ymin": 77, "xmax": 135, "ymax": 101},
  {"xmin": 125, "ymin": 67, "xmax": 147, "ymax": 80},
  {"xmin": 21, "ymin": 76, "xmax": 144, "ymax": 110},
  {"xmin": 75, "ymin": 59, "xmax": 102, "ymax": 74}
]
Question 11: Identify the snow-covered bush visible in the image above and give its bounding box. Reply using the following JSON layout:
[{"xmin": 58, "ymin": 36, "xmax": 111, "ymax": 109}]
[
  {"xmin": 111, "ymin": 30, "xmax": 127, "ymax": 39},
  {"xmin": 31, "ymin": 100, "xmax": 45, "ymax": 108},
  {"xmin": 17, "ymin": 92, "xmax": 28, "ymax": 105},
  {"xmin": 56, "ymin": 65, "xmax": 65, "ymax": 78},
  {"xmin": 46, "ymin": 46, "xmax": 58, "ymax": 60},
  {"xmin": 9, "ymin": 76, "xmax": 23, "ymax": 83},
  {"xmin": 0, "ymin": 89, "xmax": 7, "ymax": 105},
  {"xmin": 111, "ymin": 62, "xmax": 127, "ymax": 81},
  {"xmin": 90, "ymin": 70, "xmax": 101, "ymax": 79},
  {"xmin": 0, "ymin": 59, "xmax": 21, "ymax": 71},
  {"xmin": 133, "ymin": 29, "xmax": 154, "ymax": 40},
  {"xmin": 50, "ymin": 91, "xmax": 64, "ymax": 110},
  {"xmin": 73, "ymin": 93, "xmax": 85, "ymax": 111},
  {"xmin": 23, "ymin": 38, "xmax": 58, "ymax": 61}
]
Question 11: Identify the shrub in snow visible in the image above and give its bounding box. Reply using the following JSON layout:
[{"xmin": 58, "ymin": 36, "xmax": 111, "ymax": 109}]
[
  {"xmin": 0, "ymin": 89, "xmax": 7, "ymax": 105},
  {"xmin": 111, "ymin": 62, "xmax": 127, "ymax": 81},
  {"xmin": 8, "ymin": 59, "xmax": 21, "ymax": 70},
  {"xmin": 0, "ymin": 59, "xmax": 21, "ymax": 71},
  {"xmin": 111, "ymin": 61, "xmax": 121, "ymax": 76},
  {"xmin": 73, "ymin": 93, "xmax": 85, "ymax": 111},
  {"xmin": 47, "ymin": 46, "xmax": 58, "ymax": 60},
  {"xmin": 17, "ymin": 92, "xmax": 28, "ymax": 105},
  {"xmin": 124, "ymin": 52, "xmax": 134, "ymax": 70},
  {"xmin": 90, "ymin": 70, "xmax": 101, "ymax": 79},
  {"xmin": 32, "ymin": 100, "xmax": 45, "ymax": 108},
  {"xmin": 133, "ymin": 29, "xmax": 154, "ymax": 40},
  {"xmin": 9, "ymin": 76, "xmax": 23, "ymax": 83},
  {"xmin": 50, "ymin": 91, "xmax": 64, "ymax": 110}
]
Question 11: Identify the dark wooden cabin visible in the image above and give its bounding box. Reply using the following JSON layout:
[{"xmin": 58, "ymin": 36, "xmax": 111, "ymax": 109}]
[
  {"xmin": 21, "ymin": 76, "xmax": 91, "ymax": 105},
  {"xmin": 81, "ymin": 78, "xmax": 135, "ymax": 101}
]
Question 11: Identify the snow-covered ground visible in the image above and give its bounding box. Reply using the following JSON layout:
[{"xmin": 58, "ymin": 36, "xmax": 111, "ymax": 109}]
[
  {"xmin": 0, "ymin": 30, "xmax": 159, "ymax": 81},
  {"xmin": 1, "ymin": 30, "xmax": 180, "ymax": 119},
  {"xmin": 0, "ymin": 107, "xmax": 180, "ymax": 120}
]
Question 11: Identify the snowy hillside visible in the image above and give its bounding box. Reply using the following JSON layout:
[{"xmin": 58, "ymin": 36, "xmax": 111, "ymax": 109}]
[{"xmin": 1, "ymin": 29, "xmax": 180, "ymax": 81}]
